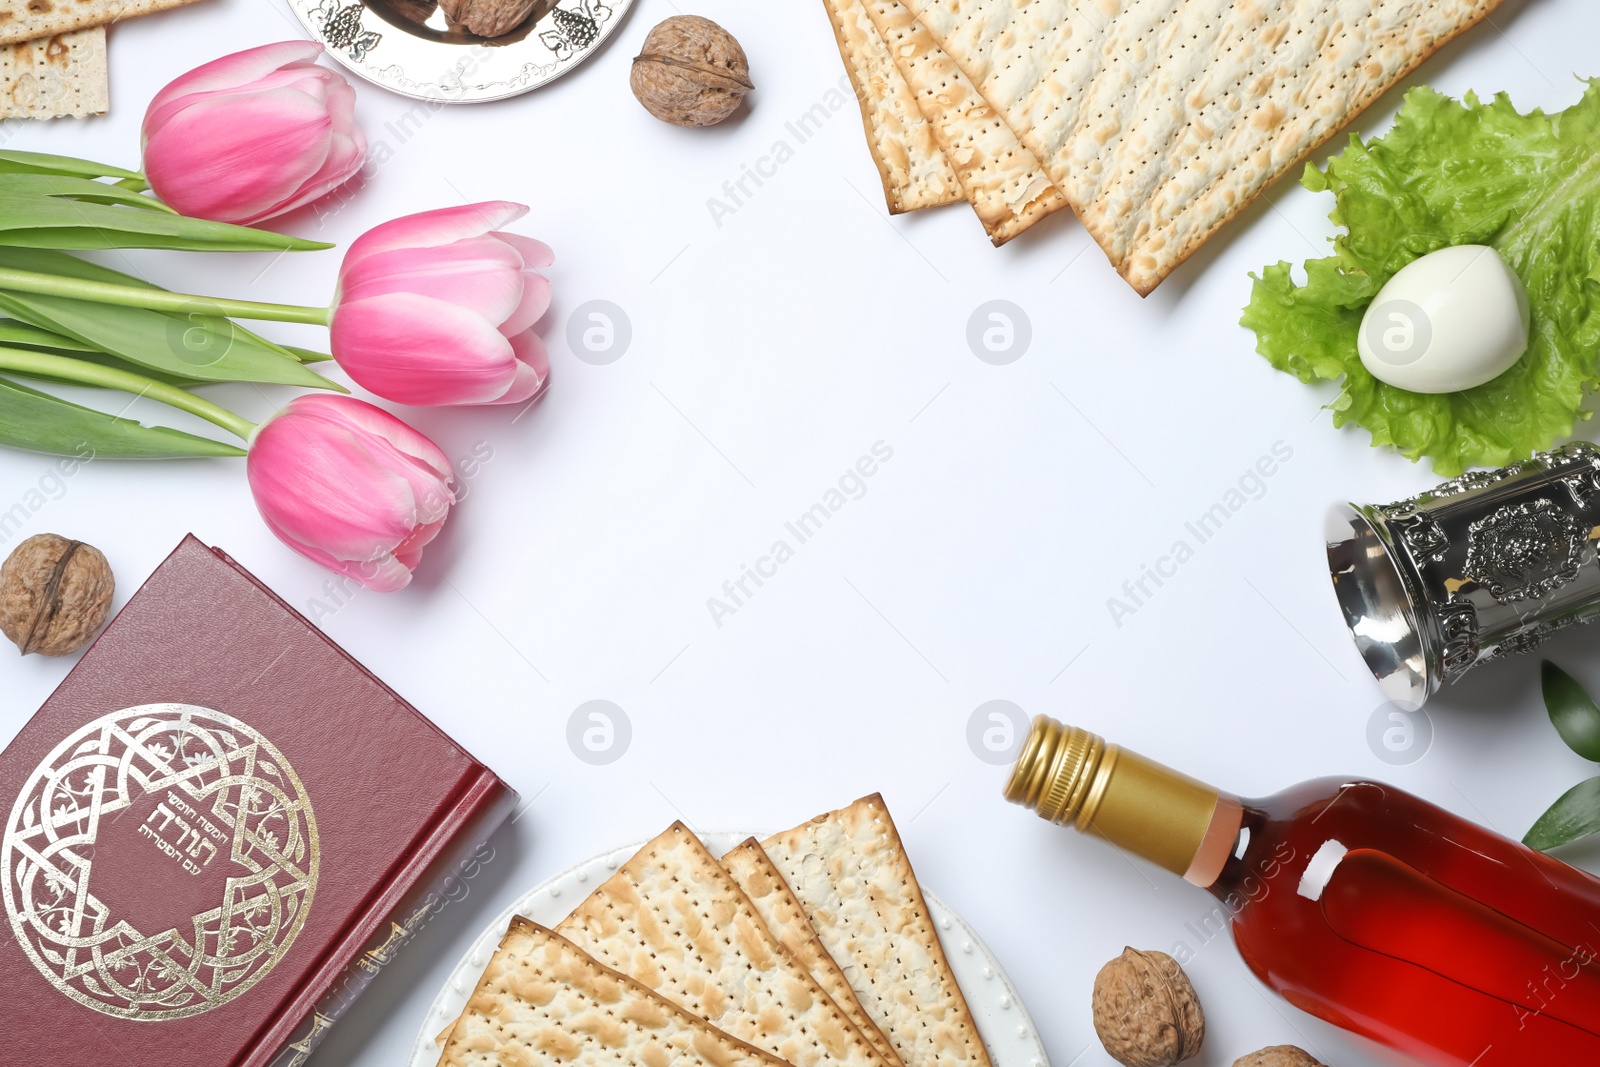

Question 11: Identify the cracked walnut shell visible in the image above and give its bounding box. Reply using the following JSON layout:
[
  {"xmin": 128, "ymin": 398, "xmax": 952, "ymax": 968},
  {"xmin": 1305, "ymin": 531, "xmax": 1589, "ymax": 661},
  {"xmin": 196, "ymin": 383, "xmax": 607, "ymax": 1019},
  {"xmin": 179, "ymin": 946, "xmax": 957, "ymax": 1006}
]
[
  {"xmin": 631, "ymin": 16, "xmax": 752, "ymax": 127},
  {"xmin": 1233, "ymin": 1048, "xmax": 1328, "ymax": 1067},
  {"xmin": 0, "ymin": 534, "xmax": 114, "ymax": 657},
  {"xmin": 1092, "ymin": 947, "xmax": 1205, "ymax": 1067}
]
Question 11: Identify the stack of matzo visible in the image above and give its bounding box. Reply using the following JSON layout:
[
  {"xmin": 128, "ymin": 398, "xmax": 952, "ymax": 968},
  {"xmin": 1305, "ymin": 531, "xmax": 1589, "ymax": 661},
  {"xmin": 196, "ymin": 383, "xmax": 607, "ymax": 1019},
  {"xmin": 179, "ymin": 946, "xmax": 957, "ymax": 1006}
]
[
  {"xmin": 0, "ymin": 0, "xmax": 208, "ymax": 120},
  {"xmin": 439, "ymin": 797, "xmax": 994, "ymax": 1067},
  {"xmin": 827, "ymin": 0, "xmax": 1504, "ymax": 292}
]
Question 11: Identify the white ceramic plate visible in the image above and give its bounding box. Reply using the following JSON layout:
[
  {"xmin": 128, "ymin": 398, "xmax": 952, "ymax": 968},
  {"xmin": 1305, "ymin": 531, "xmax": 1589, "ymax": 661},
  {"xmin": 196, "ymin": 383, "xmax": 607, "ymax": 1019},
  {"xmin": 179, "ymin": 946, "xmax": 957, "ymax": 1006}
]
[
  {"xmin": 289, "ymin": 0, "xmax": 635, "ymax": 103},
  {"xmin": 407, "ymin": 832, "xmax": 1051, "ymax": 1067}
]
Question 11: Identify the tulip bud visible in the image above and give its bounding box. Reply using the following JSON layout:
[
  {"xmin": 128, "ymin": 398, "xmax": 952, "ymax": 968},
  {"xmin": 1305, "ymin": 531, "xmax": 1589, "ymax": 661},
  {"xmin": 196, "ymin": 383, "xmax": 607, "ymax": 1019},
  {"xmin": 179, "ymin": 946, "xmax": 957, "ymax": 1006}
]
[
  {"xmin": 247, "ymin": 395, "xmax": 455, "ymax": 591},
  {"xmin": 330, "ymin": 202, "xmax": 553, "ymax": 406},
  {"xmin": 143, "ymin": 41, "xmax": 367, "ymax": 225}
]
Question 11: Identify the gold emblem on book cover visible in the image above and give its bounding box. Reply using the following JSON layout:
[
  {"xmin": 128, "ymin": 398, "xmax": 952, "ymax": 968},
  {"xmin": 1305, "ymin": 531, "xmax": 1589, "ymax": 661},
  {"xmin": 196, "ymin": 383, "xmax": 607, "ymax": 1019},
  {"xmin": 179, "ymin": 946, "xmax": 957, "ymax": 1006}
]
[{"xmin": 1, "ymin": 704, "xmax": 319, "ymax": 1020}]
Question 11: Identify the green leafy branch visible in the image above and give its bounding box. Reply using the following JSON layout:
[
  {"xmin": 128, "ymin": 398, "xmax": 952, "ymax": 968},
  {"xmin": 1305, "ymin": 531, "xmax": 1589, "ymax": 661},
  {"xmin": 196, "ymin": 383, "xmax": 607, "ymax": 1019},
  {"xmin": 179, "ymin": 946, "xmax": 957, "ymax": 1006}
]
[{"xmin": 1525, "ymin": 661, "xmax": 1600, "ymax": 851}]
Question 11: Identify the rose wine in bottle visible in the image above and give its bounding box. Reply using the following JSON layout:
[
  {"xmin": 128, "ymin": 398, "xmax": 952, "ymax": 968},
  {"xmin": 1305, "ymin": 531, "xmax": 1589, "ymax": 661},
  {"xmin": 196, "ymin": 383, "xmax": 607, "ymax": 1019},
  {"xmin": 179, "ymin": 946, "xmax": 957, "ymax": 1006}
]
[{"xmin": 1005, "ymin": 717, "xmax": 1600, "ymax": 1066}]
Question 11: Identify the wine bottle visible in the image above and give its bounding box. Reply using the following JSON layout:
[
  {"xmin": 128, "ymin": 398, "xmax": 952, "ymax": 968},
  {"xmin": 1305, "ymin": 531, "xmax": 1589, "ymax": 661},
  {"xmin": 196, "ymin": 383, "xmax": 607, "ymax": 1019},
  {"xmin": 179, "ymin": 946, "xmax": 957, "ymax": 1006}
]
[{"xmin": 1005, "ymin": 716, "xmax": 1600, "ymax": 1066}]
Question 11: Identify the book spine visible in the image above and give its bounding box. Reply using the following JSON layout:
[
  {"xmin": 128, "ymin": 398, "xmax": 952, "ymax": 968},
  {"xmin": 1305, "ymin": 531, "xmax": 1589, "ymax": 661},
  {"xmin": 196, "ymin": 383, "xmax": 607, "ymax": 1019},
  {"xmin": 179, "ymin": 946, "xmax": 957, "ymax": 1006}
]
[{"xmin": 255, "ymin": 771, "xmax": 518, "ymax": 1067}]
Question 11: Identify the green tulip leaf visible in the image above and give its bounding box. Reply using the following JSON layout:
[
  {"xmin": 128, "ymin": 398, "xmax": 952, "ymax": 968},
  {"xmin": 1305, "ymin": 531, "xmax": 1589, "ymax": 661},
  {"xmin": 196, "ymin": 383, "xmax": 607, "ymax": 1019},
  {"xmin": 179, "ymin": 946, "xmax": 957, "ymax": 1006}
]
[
  {"xmin": 0, "ymin": 290, "xmax": 337, "ymax": 389},
  {"xmin": 3, "ymin": 349, "xmax": 212, "ymax": 390},
  {"xmin": 1525, "ymin": 775, "xmax": 1600, "ymax": 852},
  {"xmin": 0, "ymin": 320, "xmax": 98, "ymax": 353},
  {"xmin": 283, "ymin": 345, "xmax": 334, "ymax": 364},
  {"xmin": 0, "ymin": 375, "xmax": 245, "ymax": 459},
  {"xmin": 0, "ymin": 174, "xmax": 172, "ymax": 212},
  {"xmin": 0, "ymin": 150, "xmax": 144, "ymax": 183},
  {"xmin": 0, "ymin": 248, "xmax": 313, "ymax": 366},
  {"xmin": 1541, "ymin": 661, "xmax": 1600, "ymax": 762},
  {"xmin": 0, "ymin": 249, "xmax": 340, "ymax": 390},
  {"xmin": 0, "ymin": 321, "xmax": 205, "ymax": 386},
  {"xmin": 0, "ymin": 194, "xmax": 331, "ymax": 253}
]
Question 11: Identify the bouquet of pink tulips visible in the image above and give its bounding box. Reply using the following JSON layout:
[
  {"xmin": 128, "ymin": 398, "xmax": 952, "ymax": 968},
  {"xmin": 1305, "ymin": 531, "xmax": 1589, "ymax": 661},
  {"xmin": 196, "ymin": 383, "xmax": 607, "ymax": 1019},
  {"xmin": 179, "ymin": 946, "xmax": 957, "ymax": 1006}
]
[{"xmin": 0, "ymin": 42, "xmax": 554, "ymax": 592}]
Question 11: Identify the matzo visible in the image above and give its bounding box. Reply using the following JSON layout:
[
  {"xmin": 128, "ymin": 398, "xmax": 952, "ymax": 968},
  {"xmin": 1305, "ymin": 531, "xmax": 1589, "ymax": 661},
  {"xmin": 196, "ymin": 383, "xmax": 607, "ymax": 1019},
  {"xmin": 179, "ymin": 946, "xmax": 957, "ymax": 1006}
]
[
  {"xmin": 859, "ymin": 0, "xmax": 1065, "ymax": 245},
  {"xmin": 437, "ymin": 919, "xmax": 790, "ymax": 1067},
  {"xmin": 558, "ymin": 823, "xmax": 897, "ymax": 1067},
  {"xmin": 760, "ymin": 796, "xmax": 993, "ymax": 1067},
  {"xmin": 0, "ymin": 29, "xmax": 105, "ymax": 120},
  {"xmin": 821, "ymin": 0, "xmax": 962, "ymax": 213},
  {"xmin": 0, "ymin": 0, "xmax": 209, "ymax": 46},
  {"xmin": 895, "ymin": 0, "xmax": 1503, "ymax": 292},
  {"xmin": 722, "ymin": 838, "xmax": 904, "ymax": 1067}
]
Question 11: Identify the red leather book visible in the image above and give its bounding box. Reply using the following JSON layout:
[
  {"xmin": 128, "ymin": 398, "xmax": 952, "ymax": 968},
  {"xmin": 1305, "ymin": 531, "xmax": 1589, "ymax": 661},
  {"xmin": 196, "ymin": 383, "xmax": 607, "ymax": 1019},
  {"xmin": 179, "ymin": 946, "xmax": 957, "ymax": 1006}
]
[{"xmin": 0, "ymin": 536, "xmax": 517, "ymax": 1067}]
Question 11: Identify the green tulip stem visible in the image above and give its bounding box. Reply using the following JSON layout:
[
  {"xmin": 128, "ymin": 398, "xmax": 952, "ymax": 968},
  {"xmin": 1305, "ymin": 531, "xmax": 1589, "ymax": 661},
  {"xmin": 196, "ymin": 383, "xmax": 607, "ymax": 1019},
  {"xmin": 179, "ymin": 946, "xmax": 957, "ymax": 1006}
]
[
  {"xmin": 0, "ymin": 267, "xmax": 333, "ymax": 326},
  {"xmin": 0, "ymin": 348, "xmax": 258, "ymax": 442}
]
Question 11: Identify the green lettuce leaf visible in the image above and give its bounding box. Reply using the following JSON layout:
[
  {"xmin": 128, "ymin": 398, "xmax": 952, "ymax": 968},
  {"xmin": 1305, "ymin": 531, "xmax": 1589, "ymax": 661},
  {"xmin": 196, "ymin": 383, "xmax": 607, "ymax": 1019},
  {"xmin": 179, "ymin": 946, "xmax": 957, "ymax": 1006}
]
[{"xmin": 1243, "ymin": 82, "xmax": 1600, "ymax": 475}]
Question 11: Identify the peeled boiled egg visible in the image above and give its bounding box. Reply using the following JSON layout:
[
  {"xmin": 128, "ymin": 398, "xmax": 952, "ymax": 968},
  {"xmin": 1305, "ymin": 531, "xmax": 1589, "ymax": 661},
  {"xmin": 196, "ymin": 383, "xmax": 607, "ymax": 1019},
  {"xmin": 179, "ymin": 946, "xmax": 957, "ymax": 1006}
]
[{"xmin": 1357, "ymin": 244, "xmax": 1531, "ymax": 394}]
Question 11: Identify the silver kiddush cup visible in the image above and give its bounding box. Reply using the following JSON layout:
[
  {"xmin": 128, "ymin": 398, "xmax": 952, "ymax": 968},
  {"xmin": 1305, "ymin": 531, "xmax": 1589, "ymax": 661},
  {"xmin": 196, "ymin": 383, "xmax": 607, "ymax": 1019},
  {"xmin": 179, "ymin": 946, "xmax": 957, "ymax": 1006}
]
[{"xmin": 1328, "ymin": 442, "xmax": 1600, "ymax": 708}]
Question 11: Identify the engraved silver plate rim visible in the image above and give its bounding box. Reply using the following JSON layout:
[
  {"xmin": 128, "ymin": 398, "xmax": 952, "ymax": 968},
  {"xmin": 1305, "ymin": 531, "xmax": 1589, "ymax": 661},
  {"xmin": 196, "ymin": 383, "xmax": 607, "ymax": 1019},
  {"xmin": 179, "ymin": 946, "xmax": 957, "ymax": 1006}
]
[
  {"xmin": 406, "ymin": 831, "xmax": 1052, "ymax": 1067},
  {"xmin": 286, "ymin": 0, "xmax": 637, "ymax": 104}
]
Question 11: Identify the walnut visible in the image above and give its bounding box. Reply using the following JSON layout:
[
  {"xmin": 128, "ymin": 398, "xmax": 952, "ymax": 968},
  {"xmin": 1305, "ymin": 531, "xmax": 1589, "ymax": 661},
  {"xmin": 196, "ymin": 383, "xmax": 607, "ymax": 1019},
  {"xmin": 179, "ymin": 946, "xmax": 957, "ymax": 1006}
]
[
  {"xmin": 1092, "ymin": 947, "xmax": 1205, "ymax": 1067},
  {"xmin": 630, "ymin": 16, "xmax": 752, "ymax": 127},
  {"xmin": 1232, "ymin": 1047, "xmax": 1328, "ymax": 1067},
  {"xmin": 438, "ymin": 0, "xmax": 537, "ymax": 37},
  {"xmin": 389, "ymin": 0, "xmax": 439, "ymax": 27},
  {"xmin": 0, "ymin": 534, "xmax": 114, "ymax": 657}
]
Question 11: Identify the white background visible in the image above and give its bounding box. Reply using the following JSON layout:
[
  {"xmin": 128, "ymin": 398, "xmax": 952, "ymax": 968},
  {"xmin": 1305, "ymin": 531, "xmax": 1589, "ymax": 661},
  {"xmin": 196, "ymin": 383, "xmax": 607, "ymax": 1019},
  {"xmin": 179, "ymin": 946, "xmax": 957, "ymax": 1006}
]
[{"xmin": 1, "ymin": 1, "xmax": 1596, "ymax": 1064}]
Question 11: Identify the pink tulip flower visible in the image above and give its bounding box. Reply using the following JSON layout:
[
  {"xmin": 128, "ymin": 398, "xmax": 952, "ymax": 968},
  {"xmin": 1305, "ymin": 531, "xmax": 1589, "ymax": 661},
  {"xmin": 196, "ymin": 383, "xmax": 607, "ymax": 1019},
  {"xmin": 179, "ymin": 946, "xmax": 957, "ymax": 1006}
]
[
  {"xmin": 248, "ymin": 395, "xmax": 455, "ymax": 592},
  {"xmin": 330, "ymin": 202, "xmax": 553, "ymax": 406},
  {"xmin": 143, "ymin": 41, "xmax": 367, "ymax": 225}
]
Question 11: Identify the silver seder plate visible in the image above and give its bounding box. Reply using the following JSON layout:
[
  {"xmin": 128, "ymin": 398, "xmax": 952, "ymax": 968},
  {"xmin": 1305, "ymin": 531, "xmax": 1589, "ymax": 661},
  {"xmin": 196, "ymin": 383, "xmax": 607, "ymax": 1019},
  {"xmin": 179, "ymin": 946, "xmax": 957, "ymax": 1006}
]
[{"xmin": 288, "ymin": 0, "xmax": 635, "ymax": 103}]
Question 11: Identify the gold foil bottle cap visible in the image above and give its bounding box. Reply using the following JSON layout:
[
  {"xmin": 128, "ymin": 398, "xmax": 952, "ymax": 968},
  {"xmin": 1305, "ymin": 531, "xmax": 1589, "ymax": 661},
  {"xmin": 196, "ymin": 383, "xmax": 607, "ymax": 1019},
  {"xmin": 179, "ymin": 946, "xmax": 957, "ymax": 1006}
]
[
  {"xmin": 1005, "ymin": 716, "xmax": 1230, "ymax": 881},
  {"xmin": 1004, "ymin": 715, "xmax": 1106, "ymax": 826}
]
